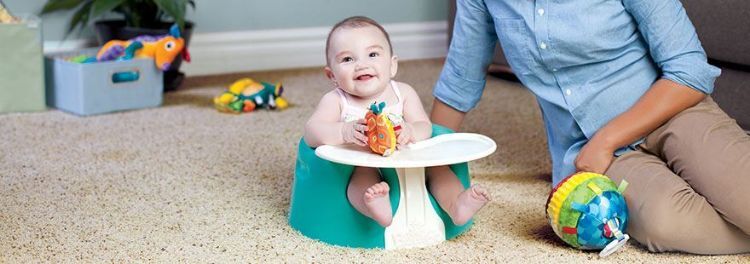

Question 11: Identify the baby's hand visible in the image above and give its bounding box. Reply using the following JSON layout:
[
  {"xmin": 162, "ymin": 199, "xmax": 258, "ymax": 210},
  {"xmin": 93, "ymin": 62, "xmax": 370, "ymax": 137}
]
[
  {"xmin": 395, "ymin": 122, "xmax": 415, "ymax": 148},
  {"xmin": 341, "ymin": 119, "xmax": 368, "ymax": 146}
]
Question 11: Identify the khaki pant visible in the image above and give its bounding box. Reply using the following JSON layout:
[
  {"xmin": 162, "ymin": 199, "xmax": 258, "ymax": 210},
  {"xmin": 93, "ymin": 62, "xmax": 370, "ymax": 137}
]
[{"xmin": 605, "ymin": 97, "xmax": 750, "ymax": 254}]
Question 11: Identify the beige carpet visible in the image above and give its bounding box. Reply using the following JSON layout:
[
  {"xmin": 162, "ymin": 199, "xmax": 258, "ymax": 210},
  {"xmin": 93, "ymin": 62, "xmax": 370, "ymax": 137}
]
[{"xmin": 1, "ymin": 59, "xmax": 746, "ymax": 262}]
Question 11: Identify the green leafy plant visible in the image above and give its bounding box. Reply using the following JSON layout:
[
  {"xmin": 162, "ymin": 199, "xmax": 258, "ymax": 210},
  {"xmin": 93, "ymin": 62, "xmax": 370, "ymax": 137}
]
[{"xmin": 40, "ymin": 0, "xmax": 195, "ymax": 36}]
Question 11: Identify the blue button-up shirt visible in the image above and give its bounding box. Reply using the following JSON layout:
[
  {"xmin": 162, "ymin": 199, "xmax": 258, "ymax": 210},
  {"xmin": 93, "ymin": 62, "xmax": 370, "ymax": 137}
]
[{"xmin": 434, "ymin": 0, "xmax": 721, "ymax": 185}]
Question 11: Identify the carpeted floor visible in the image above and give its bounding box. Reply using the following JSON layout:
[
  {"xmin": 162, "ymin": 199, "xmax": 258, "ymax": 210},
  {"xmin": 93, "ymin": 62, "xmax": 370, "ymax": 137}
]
[{"xmin": 1, "ymin": 59, "xmax": 746, "ymax": 262}]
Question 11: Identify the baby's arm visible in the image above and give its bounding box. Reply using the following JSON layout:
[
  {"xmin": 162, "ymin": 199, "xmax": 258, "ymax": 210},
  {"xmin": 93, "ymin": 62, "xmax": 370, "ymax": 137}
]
[
  {"xmin": 304, "ymin": 91, "xmax": 367, "ymax": 148},
  {"xmin": 398, "ymin": 82, "xmax": 432, "ymax": 143}
]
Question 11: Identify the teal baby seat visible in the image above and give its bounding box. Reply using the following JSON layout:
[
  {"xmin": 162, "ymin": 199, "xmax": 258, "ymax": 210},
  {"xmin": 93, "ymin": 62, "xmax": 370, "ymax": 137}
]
[{"xmin": 289, "ymin": 124, "xmax": 473, "ymax": 248}]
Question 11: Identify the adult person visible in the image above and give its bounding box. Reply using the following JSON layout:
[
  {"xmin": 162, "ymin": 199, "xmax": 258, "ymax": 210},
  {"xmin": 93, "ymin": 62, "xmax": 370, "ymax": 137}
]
[{"xmin": 428, "ymin": 0, "xmax": 750, "ymax": 254}]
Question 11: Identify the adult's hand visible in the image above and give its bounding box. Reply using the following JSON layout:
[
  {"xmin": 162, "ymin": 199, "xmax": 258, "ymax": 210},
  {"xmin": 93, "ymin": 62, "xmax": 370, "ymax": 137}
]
[{"xmin": 575, "ymin": 137, "xmax": 616, "ymax": 174}]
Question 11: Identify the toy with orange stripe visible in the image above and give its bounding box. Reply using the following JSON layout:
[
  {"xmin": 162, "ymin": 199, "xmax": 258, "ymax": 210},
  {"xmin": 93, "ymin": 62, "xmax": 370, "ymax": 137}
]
[
  {"xmin": 545, "ymin": 172, "xmax": 630, "ymax": 257},
  {"xmin": 365, "ymin": 101, "xmax": 398, "ymax": 156}
]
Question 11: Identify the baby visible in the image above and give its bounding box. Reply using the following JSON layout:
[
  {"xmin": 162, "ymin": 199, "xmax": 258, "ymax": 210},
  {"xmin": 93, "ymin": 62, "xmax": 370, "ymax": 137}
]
[{"xmin": 304, "ymin": 16, "xmax": 490, "ymax": 227}]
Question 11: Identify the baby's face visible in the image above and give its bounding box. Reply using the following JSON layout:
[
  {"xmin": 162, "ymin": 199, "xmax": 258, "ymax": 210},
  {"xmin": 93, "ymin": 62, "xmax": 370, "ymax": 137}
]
[{"xmin": 325, "ymin": 25, "xmax": 397, "ymax": 99}]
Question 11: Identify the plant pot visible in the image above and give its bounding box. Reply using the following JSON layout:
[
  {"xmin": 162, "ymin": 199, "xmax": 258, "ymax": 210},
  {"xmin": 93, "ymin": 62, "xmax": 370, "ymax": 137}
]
[{"xmin": 94, "ymin": 20, "xmax": 194, "ymax": 92}]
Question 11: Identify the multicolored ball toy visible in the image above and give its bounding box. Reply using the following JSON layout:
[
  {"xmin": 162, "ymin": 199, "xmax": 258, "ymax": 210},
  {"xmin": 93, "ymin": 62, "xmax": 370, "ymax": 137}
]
[{"xmin": 546, "ymin": 172, "xmax": 630, "ymax": 257}]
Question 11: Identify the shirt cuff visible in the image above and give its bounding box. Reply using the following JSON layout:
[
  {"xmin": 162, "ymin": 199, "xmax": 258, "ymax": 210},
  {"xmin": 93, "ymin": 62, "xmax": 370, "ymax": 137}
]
[
  {"xmin": 433, "ymin": 67, "xmax": 488, "ymax": 113},
  {"xmin": 661, "ymin": 57, "xmax": 721, "ymax": 94}
]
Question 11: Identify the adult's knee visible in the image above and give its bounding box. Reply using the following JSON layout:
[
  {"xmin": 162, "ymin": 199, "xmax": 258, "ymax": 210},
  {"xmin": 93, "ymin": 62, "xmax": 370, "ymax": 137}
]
[
  {"xmin": 628, "ymin": 187, "xmax": 747, "ymax": 254},
  {"xmin": 628, "ymin": 194, "xmax": 688, "ymax": 253}
]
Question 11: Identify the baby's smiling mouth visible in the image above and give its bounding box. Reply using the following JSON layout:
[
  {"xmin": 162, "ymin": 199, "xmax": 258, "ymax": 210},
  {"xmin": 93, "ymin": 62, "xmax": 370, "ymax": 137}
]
[{"xmin": 355, "ymin": 74, "xmax": 375, "ymax": 81}]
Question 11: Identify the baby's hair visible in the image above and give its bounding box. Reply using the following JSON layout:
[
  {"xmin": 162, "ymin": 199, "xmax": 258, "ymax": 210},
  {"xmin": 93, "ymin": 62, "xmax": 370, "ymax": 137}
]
[{"xmin": 325, "ymin": 16, "xmax": 393, "ymax": 66}]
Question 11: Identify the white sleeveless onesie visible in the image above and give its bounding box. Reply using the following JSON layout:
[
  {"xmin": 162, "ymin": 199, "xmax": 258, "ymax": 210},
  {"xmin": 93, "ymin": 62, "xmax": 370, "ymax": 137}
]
[{"xmin": 335, "ymin": 80, "xmax": 404, "ymax": 126}]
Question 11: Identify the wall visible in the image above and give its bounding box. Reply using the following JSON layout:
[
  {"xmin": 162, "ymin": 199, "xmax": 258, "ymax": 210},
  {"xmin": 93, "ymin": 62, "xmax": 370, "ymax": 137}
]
[
  {"xmin": 4, "ymin": 0, "xmax": 446, "ymax": 41},
  {"xmin": 4, "ymin": 0, "xmax": 449, "ymax": 75}
]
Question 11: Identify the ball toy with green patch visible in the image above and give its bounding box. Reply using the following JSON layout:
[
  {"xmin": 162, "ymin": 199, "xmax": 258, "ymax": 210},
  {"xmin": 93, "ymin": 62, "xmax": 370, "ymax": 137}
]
[{"xmin": 546, "ymin": 172, "xmax": 630, "ymax": 257}]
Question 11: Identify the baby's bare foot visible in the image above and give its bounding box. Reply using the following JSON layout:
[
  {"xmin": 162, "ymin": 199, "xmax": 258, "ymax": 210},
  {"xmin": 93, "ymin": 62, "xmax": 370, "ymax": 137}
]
[
  {"xmin": 450, "ymin": 184, "xmax": 491, "ymax": 226},
  {"xmin": 364, "ymin": 182, "xmax": 393, "ymax": 227}
]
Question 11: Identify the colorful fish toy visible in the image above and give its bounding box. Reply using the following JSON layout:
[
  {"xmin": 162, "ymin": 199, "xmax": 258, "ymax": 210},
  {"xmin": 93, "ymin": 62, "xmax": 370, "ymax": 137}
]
[
  {"xmin": 213, "ymin": 78, "xmax": 288, "ymax": 113},
  {"xmin": 365, "ymin": 101, "xmax": 399, "ymax": 156},
  {"xmin": 96, "ymin": 24, "xmax": 190, "ymax": 71},
  {"xmin": 546, "ymin": 172, "xmax": 630, "ymax": 257}
]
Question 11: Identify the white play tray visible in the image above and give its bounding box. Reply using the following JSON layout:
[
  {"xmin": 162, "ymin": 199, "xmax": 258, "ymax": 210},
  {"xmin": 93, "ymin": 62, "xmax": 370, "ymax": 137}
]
[{"xmin": 315, "ymin": 133, "xmax": 497, "ymax": 168}]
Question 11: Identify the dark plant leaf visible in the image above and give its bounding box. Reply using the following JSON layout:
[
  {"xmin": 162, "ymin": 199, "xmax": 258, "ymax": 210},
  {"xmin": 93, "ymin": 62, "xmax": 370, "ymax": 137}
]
[
  {"xmin": 153, "ymin": 0, "xmax": 186, "ymax": 28},
  {"xmin": 43, "ymin": 0, "xmax": 195, "ymax": 35},
  {"xmin": 41, "ymin": 0, "xmax": 86, "ymax": 14},
  {"xmin": 65, "ymin": 1, "xmax": 93, "ymax": 39},
  {"xmin": 91, "ymin": 0, "xmax": 126, "ymax": 19}
]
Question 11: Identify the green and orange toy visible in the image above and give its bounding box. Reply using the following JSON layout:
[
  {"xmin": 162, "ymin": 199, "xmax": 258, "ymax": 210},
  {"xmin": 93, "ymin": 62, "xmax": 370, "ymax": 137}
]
[{"xmin": 214, "ymin": 78, "xmax": 288, "ymax": 114}]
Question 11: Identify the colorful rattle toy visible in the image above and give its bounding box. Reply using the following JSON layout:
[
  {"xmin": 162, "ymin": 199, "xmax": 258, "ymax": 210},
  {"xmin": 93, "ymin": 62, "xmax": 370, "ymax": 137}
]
[
  {"xmin": 365, "ymin": 102, "xmax": 399, "ymax": 156},
  {"xmin": 546, "ymin": 172, "xmax": 630, "ymax": 257},
  {"xmin": 96, "ymin": 24, "xmax": 190, "ymax": 71},
  {"xmin": 213, "ymin": 78, "xmax": 288, "ymax": 113}
]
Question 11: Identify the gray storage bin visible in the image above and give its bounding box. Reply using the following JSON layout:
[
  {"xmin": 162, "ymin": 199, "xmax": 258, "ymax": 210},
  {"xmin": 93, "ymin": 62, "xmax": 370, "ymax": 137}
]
[{"xmin": 45, "ymin": 49, "xmax": 163, "ymax": 116}]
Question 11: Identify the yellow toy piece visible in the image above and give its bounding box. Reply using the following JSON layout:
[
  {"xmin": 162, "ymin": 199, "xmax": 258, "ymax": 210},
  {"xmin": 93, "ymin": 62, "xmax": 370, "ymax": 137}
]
[
  {"xmin": 216, "ymin": 93, "xmax": 236, "ymax": 105},
  {"xmin": 275, "ymin": 97, "xmax": 289, "ymax": 110},
  {"xmin": 546, "ymin": 172, "xmax": 600, "ymax": 228}
]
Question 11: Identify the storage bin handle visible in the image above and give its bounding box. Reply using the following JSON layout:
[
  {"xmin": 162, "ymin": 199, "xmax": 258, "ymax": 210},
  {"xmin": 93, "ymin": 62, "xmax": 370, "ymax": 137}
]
[{"xmin": 111, "ymin": 70, "xmax": 140, "ymax": 84}]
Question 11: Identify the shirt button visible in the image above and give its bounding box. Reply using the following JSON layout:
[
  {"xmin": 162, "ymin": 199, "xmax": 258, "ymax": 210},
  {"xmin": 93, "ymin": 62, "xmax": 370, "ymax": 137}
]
[
  {"xmin": 540, "ymin": 42, "xmax": 547, "ymax": 49},
  {"xmin": 565, "ymin": 89, "xmax": 572, "ymax": 96},
  {"xmin": 552, "ymin": 68, "xmax": 558, "ymax": 72},
  {"xmin": 538, "ymin": 9, "xmax": 545, "ymax": 16}
]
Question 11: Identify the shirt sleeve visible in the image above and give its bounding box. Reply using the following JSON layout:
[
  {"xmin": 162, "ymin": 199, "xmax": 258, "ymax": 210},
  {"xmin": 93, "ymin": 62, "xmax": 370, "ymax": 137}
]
[
  {"xmin": 622, "ymin": 0, "xmax": 721, "ymax": 94},
  {"xmin": 433, "ymin": 0, "xmax": 497, "ymax": 112}
]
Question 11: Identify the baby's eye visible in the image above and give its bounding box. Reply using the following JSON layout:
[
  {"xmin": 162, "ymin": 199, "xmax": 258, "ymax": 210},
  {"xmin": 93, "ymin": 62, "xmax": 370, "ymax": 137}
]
[
  {"xmin": 369, "ymin": 52, "xmax": 379, "ymax": 58},
  {"xmin": 341, "ymin": 57, "xmax": 353, "ymax": 63}
]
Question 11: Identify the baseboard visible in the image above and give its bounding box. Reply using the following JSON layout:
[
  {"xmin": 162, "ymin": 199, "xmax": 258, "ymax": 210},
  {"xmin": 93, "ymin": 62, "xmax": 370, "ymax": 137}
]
[
  {"xmin": 43, "ymin": 39, "xmax": 96, "ymax": 54},
  {"xmin": 42, "ymin": 21, "xmax": 448, "ymax": 76},
  {"xmin": 181, "ymin": 21, "xmax": 447, "ymax": 76}
]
